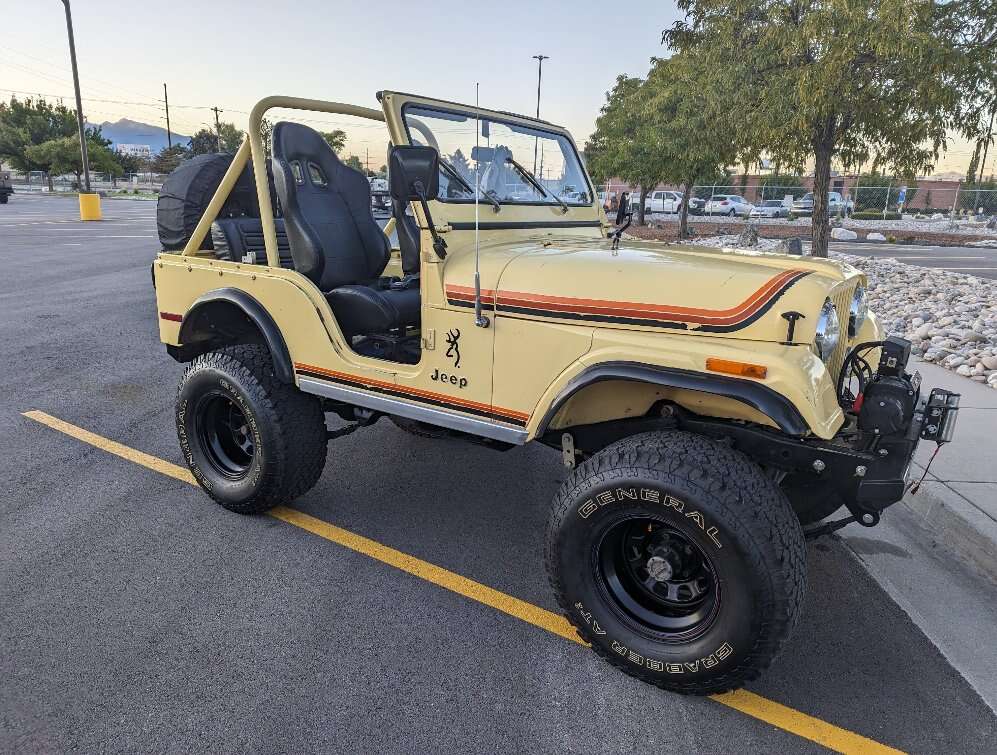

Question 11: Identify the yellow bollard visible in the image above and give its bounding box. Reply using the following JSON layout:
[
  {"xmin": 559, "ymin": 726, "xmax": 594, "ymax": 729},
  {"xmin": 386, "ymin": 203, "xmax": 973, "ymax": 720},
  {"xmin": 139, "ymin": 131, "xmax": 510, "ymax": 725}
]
[{"xmin": 78, "ymin": 192, "xmax": 102, "ymax": 221}]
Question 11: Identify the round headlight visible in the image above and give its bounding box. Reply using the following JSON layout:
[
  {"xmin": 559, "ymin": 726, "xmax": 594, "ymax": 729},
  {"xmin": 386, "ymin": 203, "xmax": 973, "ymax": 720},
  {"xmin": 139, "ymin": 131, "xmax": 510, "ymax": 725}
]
[
  {"xmin": 814, "ymin": 298, "xmax": 840, "ymax": 362},
  {"xmin": 849, "ymin": 285, "xmax": 867, "ymax": 336}
]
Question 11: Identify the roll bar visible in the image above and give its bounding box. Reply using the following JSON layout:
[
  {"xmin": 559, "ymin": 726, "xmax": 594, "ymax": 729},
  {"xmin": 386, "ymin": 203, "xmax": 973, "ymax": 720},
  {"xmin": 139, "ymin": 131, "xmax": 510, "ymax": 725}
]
[{"xmin": 182, "ymin": 96, "xmax": 387, "ymax": 268}]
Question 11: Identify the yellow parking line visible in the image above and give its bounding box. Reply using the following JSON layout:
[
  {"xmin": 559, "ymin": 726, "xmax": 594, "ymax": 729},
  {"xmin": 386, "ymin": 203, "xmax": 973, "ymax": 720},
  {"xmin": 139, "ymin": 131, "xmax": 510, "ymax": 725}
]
[{"xmin": 23, "ymin": 409, "xmax": 903, "ymax": 755}]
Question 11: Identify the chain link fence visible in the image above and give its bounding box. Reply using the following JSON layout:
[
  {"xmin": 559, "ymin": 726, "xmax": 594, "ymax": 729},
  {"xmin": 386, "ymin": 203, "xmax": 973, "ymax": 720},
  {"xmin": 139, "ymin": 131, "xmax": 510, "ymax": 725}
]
[
  {"xmin": 597, "ymin": 182, "xmax": 997, "ymax": 219},
  {"xmin": 6, "ymin": 170, "xmax": 164, "ymax": 193}
]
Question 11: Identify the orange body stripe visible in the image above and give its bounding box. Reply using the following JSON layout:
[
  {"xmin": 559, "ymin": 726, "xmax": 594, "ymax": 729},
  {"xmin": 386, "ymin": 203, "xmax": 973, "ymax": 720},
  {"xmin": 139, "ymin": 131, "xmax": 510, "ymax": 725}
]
[{"xmin": 445, "ymin": 269, "xmax": 807, "ymax": 325}]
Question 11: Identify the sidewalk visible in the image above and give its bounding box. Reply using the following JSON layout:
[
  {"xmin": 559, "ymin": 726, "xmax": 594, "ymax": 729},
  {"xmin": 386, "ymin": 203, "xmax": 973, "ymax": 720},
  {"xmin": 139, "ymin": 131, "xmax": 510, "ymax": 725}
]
[
  {"xmin": 840, "ymin": 358, "xmax": 997, "ymax": 712},
  {"xmin": 896, "ymin": 359, "xmax": 997, "ymax": 582}
]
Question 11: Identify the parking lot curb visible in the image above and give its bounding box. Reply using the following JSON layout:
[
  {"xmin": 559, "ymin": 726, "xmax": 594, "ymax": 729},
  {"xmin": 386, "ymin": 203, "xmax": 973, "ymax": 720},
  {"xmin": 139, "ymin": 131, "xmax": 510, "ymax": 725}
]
[{"xmin": 898, "ymin": 480, "xmax": 997, "ymax": 585}]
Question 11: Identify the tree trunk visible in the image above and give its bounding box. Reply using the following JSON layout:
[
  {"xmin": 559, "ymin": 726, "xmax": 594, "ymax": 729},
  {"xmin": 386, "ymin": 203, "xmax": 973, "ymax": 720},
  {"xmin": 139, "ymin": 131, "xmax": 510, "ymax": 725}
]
[
  {"xmin": 811, "ymin": 144, "xmax": 833, "ymax": 258},
  {"xmin": 679, "ymin": 180, "xmax": 693, "ymax": 239},
  {"xmin": 638, "ymin": 186, "xmax": 649, "ymax": 226}
]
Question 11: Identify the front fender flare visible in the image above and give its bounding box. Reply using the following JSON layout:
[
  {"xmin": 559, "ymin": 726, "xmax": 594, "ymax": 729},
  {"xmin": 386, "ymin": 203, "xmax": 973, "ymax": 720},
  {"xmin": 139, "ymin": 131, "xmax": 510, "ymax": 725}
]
[
  {"xmin": 536, "ymin": 360, "xmax": 810, "ymax": 437},
  {"xmin": 176, "ymin": 288, "xmax": 293, "ymax": 384}
]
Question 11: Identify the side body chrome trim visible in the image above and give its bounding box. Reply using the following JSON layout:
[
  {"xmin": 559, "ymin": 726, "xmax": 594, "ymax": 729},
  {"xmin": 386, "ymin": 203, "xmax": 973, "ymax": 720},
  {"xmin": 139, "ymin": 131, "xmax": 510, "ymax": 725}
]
[{"xmin": 298, "ymin": 377, "xmax": 529, "ymax": 445}]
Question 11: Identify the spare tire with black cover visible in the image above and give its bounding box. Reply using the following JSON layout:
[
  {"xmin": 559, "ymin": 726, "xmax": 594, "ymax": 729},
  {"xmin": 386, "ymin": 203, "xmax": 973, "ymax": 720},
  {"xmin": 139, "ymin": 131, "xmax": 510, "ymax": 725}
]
[
  {"xmin": 545, "ymin": 430, "xmax": 806, "ymax": 695},
  {"xmin": 157, "ymin": 153, "xmax": 260, "ymax": 251}
]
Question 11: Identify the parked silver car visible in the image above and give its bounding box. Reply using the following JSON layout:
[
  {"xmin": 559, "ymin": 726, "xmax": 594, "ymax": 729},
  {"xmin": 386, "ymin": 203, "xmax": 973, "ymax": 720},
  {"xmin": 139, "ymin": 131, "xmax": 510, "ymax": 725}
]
[
  {"xmin": 790, "ymin": 191, "xmax": 854, "ymax": 217},
  {"xmin": 749, "ymin": 200, "xmax": 790, "ymax": 219},
  {"xmin": 704, "ymin": 194, "xmax": 753, "ymax": 217}
]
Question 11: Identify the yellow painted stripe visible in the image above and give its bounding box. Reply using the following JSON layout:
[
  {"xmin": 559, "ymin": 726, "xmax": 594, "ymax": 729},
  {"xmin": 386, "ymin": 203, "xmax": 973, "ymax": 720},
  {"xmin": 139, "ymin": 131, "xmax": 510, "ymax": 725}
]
[
  {"xmin": 23, "ymin": 410, "xmax": 196, "ymax": 485},
  {"xmin": 269, "ymin": 506, "xmax": 582, "ymax": 643},
  {"xmin": 23, "ymin": 409, "xmax": 903, "ymax": 755}
]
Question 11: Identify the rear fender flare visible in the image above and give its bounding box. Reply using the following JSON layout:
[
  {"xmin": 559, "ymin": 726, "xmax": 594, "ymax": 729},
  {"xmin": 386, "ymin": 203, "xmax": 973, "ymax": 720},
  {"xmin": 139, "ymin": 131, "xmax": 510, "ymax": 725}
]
[{"xmin": 176, "ymin": 288, "xmax": 293, "ymax": 383}]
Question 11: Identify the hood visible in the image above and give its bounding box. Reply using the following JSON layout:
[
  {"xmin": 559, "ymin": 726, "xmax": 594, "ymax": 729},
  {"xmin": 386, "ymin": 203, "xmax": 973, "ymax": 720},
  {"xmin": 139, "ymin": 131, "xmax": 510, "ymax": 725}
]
[{"xmin": 449, "ymin": 238, "xmax": 859, "ymax": 342}]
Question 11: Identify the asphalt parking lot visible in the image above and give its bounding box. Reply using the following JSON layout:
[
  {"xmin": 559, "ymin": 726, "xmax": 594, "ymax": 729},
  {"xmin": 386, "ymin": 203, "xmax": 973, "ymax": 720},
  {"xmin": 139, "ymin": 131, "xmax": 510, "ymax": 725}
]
[
  {"xmin": 822, "ymin": 241, "xmax": 997, "ymax": 280},
  {"xmin": 2, "ymin": 194, "xmax": 996, "ymax": 754}
]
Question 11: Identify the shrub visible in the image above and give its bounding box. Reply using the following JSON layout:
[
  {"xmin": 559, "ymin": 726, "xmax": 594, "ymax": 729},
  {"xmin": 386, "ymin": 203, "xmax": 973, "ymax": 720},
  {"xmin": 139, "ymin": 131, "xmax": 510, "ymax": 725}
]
[{"xmin": 851, "ymin": 211, "xmax": 901, "ymax": 220}]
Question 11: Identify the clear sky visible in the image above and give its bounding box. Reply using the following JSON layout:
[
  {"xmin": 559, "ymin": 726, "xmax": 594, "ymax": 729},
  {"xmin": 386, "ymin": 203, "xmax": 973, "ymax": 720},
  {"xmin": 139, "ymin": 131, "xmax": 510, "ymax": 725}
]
[{"xmin": 0, "ymin": 0, "xmax": 979, "ymax": 176}]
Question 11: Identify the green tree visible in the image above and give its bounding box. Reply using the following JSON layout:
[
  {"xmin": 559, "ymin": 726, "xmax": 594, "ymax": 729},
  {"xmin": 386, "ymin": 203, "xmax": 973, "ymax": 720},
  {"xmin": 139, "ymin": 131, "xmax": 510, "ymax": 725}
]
[
  {"xmin": 966, "ymin": 139, "xmax": 983, "ymax": 185},
  {"xmin": 320, "ymin": 129, "xmax": 347, "ymax": 153},
  {"xmin": 25, "ymin": 135, "xmax": 119, "ymax": 189},
  {"xmin": 0, "ymin": 96, "xmax": 78, "ymax": 174},
  {"xmin": 664, "ymin": 1, "xmax": 991, "ymax": 256},
  {"xmin": 644, "ymin": 55, "xmax": 739, "ymax": 237},
  {"xmin": 218, "ymin": 122, "xmax": 243, "ymax": 153},
  {"xmin": 260, "ymin": 118, "xmax": 274, "ymax": 157},
  {"xmin": 152, "ymin": 144, "xmax": 190, "ymax": 174},
  {"xmin": 189, "ymin": 128, "xmax": 219, "ymax": 155},
  {"xmin": 344, "ymin": 154, "xmax": 364, "ymax": 172},
  {"xmin": 585, "ymin": 74, "xmax": 672, "ymax": 226}
]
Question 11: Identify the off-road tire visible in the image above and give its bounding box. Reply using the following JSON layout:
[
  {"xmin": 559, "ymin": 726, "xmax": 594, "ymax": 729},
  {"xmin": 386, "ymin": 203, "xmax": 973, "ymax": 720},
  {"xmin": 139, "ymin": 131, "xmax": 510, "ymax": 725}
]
[
  {"xmin": 545, "ymin": 430, "xmax": 806, "ymax": 695},
  {"xmin": 176, "ymin": 345, "xmax": 327, "ymax": 514}
]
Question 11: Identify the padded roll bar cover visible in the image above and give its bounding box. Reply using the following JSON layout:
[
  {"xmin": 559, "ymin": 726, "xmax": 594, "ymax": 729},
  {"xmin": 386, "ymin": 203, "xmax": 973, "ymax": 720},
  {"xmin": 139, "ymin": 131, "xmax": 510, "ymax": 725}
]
[
  {"xmin": 178, "ymin": 288, "xmax": 294, "ymax": 383},
  {"xmin": 538, "ymin": 361, "xmax": 811, "ymax": 437},
  {"xmin": 271, "ymin": 122, "xmax": 389, "ymax": 291}
]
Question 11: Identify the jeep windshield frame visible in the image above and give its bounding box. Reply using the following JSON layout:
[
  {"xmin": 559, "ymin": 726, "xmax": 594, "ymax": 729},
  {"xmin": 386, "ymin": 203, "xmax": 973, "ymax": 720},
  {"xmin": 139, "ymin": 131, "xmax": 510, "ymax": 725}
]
[{"xmin": 401, "ymin": 103, "xmax": 594, "ymax": 209}]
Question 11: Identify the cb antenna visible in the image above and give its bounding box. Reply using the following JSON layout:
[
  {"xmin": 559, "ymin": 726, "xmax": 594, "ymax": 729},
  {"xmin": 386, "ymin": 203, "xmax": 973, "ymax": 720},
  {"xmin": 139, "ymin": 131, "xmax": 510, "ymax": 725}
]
[{"xmin": 473, "ymin": 82, "xmax": 489, "ymax": 328}]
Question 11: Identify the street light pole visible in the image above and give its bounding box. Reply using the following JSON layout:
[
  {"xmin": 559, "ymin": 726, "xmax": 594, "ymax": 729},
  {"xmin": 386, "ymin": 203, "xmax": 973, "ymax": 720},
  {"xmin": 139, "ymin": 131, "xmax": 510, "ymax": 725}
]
[
  {"xmin": 532, "ymin": 54, "xmax": 549, "ymax": 118},
  {"xmin": 61, "ymin": 0, "xmax": 91, "ymax": 193}
]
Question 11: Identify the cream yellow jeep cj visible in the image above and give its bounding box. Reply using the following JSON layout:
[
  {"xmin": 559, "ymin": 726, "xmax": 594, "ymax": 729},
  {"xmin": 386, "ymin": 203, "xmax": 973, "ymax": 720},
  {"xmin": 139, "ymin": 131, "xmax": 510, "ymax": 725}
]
[{"xmin": 152, "ymin": 93, "xmax": 960, "ymax": 694}]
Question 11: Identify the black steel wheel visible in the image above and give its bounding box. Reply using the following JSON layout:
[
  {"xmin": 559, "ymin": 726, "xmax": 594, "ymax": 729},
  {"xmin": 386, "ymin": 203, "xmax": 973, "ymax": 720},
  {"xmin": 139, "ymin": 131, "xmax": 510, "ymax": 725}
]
[
  {"xmin": 597, "ymin": 517, "xmax": 720, "ymax": 641},
  {"xmin": 546, "ymin": 430, "xmax": 806, "ymax": 695},
  {"xmin": 195, "ymin": 391, "xmax": 256, "ymax": 479}
]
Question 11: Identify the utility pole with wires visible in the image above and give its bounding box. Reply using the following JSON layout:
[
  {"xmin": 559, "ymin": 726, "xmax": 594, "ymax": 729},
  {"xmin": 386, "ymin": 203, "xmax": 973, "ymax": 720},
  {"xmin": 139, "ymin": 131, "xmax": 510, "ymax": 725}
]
[
  {"xmin": 163, "ymin": 83, "xmax": 172, "ymax": 148},
  {"xmin": 60, "ymin": 0, "xmax": 90, "ymax": 194},
  {"xmin": 211, "ymin": 106, "xmax": 223, "ymax": 151}
]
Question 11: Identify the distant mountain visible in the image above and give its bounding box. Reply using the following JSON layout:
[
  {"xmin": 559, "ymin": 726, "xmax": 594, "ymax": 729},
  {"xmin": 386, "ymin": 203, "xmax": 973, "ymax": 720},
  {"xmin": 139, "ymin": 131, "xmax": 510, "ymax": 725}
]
[{"xmin": 93, "ymin": 118, "xmax": 191, "ymax": 154}]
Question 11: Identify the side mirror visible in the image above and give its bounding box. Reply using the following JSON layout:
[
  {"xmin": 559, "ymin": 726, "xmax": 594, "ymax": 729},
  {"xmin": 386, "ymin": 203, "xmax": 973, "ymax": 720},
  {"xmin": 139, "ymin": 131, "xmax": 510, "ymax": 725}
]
[
  {"xmin": 389, "ymin": 145, "xmax": 440, "ymax": 202},
  {"xmin": 389, "ymin": 145, "xmax": 448, "ymax": 260}
]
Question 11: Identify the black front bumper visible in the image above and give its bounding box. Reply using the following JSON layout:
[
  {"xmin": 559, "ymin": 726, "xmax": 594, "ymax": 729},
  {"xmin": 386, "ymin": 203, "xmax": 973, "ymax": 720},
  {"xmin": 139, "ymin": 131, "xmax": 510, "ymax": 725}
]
[{"xmin": 678, "ymin": 379, "xmax": 960, "ymax": 522}]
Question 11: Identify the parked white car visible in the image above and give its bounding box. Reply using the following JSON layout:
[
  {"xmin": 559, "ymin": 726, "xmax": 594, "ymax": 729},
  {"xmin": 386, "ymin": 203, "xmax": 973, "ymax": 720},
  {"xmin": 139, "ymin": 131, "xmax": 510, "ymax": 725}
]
[
  {"xmin": 644, "ymin": 190, "xmax": 684, "ymax": 214},
  {"xmin": 749, "ymin": 200, "xmax": 790, "ymax": 219},
  {"xmin": 704, "ymin": 194, "xmax": 753, "ymax": 217}
]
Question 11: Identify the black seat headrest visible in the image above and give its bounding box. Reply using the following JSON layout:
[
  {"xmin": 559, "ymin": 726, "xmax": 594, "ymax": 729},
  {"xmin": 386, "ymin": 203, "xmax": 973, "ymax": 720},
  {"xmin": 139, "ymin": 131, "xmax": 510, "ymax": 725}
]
[{"xmin": 271, "ymin": 122, "xmax": 389, "ymax": 290}]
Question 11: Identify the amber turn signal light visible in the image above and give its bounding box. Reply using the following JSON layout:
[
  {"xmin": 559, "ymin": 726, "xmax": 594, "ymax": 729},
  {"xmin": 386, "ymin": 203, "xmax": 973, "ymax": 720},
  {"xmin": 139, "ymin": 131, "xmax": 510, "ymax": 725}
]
[{"xmin": 706, "ymin": 357, "xmax": 768, "ymax": 379}]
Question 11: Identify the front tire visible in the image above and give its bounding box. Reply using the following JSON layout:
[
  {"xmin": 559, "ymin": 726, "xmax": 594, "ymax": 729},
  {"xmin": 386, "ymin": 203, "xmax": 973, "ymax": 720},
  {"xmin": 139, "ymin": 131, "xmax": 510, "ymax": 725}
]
[
  {"xmin": 176, "ymin": 345, "xmax": 327, "ymax": 514},
  {"xmin": 545, "ymin": 431, "xmax": 806, "ymax": 695}
]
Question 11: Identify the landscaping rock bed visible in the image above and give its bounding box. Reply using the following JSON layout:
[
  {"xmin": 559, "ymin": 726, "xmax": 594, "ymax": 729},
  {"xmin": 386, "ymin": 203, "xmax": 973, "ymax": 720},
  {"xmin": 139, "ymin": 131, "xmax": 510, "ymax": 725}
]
[
  {"xmin": 832, "ymin": 253, "xmax": 997, "ymax": 389},
  {"xmin": 630, "ymin": 215, "xmax": 997, "ymax": 247}
]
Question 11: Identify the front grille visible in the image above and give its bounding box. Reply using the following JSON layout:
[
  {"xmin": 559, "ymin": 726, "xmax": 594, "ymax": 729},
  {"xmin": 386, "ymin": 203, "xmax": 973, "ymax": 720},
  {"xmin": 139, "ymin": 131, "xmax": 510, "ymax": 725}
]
[{"xmin": 825, "ymin": 283, "xmax": 855, "ymax": 384}]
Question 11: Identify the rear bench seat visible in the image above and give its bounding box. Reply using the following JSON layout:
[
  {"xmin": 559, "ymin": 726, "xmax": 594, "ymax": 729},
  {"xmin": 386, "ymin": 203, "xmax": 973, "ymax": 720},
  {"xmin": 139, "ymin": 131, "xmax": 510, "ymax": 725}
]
[{"xmin": 211, "ymin": 217, "xmax": 294, "ymax": 268}]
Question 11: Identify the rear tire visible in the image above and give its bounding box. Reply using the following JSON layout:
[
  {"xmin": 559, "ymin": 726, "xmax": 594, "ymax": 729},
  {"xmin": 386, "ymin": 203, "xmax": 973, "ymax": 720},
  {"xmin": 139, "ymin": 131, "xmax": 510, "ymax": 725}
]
[
  {"xmin": 0, "ymin": 194, "xmax": 8, "ymax": 204},
  {"xmin": 176, "ymin": 345, "xmax": 327, "ymax": 514},
  {"xmin": 545, "ymin": 431, "xmax": 806, "ymax": 695}
]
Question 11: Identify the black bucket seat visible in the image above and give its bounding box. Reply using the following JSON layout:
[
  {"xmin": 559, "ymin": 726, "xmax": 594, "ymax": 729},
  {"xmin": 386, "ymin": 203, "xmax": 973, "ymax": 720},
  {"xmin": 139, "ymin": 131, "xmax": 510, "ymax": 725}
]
[{"xmin": 271, "ymin": 122, "xmax": 419, "ymax": 340}]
